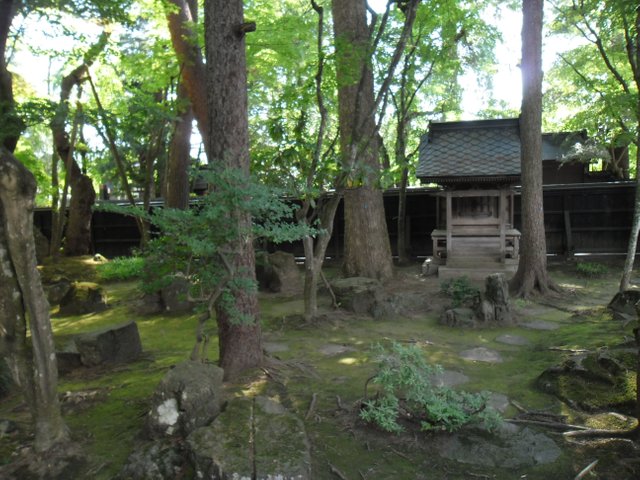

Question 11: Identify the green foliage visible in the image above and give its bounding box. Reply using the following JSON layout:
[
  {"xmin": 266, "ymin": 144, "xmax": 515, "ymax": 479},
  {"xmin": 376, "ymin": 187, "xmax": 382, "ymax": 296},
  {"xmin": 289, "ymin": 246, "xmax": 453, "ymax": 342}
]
[
  {"xmin": 96, "ymin": 256, "xmax": 145, "ymax": 281},
  {"xmin": 360, "ymin": 342, "xmax": 501, "ymax": 434},
  {"xmin": 100, "ymin": 168, "xmax": 315, "ymax": 323},
  {"xmin": 575, "ymin": 261, "xmax": 608, "ymax": 278},
  {"xmin": 440, "ymin": 276, "xmax": 479, "ymax": 307}
]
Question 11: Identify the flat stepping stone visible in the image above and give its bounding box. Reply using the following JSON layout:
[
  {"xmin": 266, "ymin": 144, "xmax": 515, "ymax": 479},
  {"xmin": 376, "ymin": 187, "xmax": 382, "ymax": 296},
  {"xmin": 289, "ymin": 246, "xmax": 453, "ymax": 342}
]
[
  {"xmin": 459, "ymin": 347, "xmax": 503, "ymax": 363},
  {"xmin": 522, "ymin": 320, "xmax": 560, "ymax": 330},
  {"xmin": 495, "ymin": 334, "xmax": 530, "ymax": 346},
  {"xmin": 263, "ymin": 342, "xmax": 289, "ymax": 353},
  {"xmin": 318, "ymin": 344, "xmax": 355, "ymax": 356},
  {"xmin": 487, "ymin": 392, "xmax": 510, "ymax": 413},
  {"xmin": 430, "ymin": 370, "xmax": 469, "ymax": 388}
]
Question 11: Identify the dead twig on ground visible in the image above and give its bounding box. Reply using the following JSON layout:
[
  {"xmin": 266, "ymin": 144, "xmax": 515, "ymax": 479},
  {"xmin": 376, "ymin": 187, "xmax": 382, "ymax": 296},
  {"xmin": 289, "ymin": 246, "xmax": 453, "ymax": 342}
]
[
  {"xmin": 329, "ymin": 462, "xmax": 348, "ymax": 480},
  {"xmin": 305, "ymin": 393, "xmax": 318, "ymax": 420},
  {"xmin": 574, "ymin": 459, "xmax": 598, "ymax": 479}
]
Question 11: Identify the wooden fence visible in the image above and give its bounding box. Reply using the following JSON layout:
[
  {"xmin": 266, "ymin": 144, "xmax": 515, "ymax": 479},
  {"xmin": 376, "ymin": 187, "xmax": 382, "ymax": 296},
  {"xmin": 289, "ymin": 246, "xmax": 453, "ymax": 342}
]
[{"xmin": 33, "ymin": 181, "xmax": 636, "ymax": 259}]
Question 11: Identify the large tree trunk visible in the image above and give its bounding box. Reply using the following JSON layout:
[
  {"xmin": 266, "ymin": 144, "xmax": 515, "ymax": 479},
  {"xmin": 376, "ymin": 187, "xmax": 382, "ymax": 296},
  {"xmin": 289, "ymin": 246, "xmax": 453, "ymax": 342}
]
[
  {"xmin": 166, "ymin": 0, "xmax": 209, "ymax": 146},
  {"xmin": 510, "ymin": 0, "xmax": 553, "ymax": 297},
  {"xmin": 205, "ymin": 0, "xmax": 262, "ymax": 380},
  {"xmin": 0, "ymin": 0, "xmax": 20, "ymax": 151},
  {"xmin": 165, "ymin": 78, "xmax": 193, "ymax": 209},
  {"xmin": 50, "ymin": 33, "xmax": 109, "ymax": 256},
  {"xmin": 0, "ymin": 148, "xmax": 69, "ymax": 451},
  {"xmin": 331, "ymin": 0, "xmax": 393, "ymax": 282}
]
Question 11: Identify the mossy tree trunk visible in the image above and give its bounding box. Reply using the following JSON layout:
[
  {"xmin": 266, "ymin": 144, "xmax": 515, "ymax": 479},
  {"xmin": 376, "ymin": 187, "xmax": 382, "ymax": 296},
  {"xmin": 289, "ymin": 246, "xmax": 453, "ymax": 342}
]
[{"xmin": 205, "ymin": 0, "xmax": 263, "ymax": 380}]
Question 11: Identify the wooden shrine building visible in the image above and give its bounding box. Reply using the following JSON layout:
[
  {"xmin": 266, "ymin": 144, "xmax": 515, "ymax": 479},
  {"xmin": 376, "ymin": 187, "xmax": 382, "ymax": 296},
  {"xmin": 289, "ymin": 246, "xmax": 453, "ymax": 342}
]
[{"xmin": 416, "ymin": 118, "xmax": 524, "ymax": 279}]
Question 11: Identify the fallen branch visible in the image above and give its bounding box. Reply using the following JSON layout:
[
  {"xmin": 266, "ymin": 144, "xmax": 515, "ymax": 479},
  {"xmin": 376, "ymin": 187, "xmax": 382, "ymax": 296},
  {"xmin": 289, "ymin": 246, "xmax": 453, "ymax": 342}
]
[
  {"xmin": 564, "ymin": 425, "xmax": 638, "ymax": 438},
  {"xmin": 506, "ymin": 418, "xmax": 588, "ymax": 431},
  {"xmin": 305, "ymin": 392, "xmax": 318, "ymax": 420},
  {"xmin": 329, "ymin": 462, "xmax": 348, "ymax": 480},
  {"xmin": 574, "ymin": 459, "xmax": 598, "ymax": 479}
]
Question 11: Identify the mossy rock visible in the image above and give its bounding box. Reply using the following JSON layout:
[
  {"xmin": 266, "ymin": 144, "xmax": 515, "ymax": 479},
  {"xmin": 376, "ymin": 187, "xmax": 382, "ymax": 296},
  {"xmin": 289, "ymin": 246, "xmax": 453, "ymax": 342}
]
[
  {"xmin": 536, "ymin": 350, "xmax": 637, "ymax": 414},
  {"xmin": 58, "ymin": 282, "xmax": 108, "ymax": 316}
]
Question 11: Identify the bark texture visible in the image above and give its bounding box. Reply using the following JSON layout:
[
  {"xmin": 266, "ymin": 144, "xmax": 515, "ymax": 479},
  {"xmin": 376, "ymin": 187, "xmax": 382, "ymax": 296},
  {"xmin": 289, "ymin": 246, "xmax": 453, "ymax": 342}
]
[
  {"xmin": 165, "ymin": 71, "xmax": 194, "ymax": 209},
  {"xmin": 510, "ymin": 0, "xmax": 553, "ymax": 297},
  {"xmin": 0, "ymin": 0, "xmax": 20, "ymax": 151},
  {"xmin": 205, "ymin": 0, "xmax": 263, "ymax": 379},
  {"xmin": 166, "ymin": 0, "xmax": 209, "ymax": 146},
  {"xmin": 0, "ymin": 148, "xmax": 69, "ymax": 451},
  {"xmin": 331, "ymin": 0, "xmax": 393, "ymax": 282},
  {"xmin": 50, "ymin": 32, "xmax": 110, "ymax": 255}
]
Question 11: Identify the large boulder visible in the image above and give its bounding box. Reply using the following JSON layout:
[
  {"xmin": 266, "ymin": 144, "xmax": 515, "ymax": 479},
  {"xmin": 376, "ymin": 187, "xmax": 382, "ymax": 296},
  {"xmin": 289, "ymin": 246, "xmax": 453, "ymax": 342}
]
[
  {"xmin": 160, "ymin": 274, "xmax": 194, "ymax": 314},
  {"xmin": 146, "ymin": 361, "xmax": 224, "ymax": 439},
  {"xmin": 256, "ymin": 251, "xmax": 301, "ymax": 294},
  {"xmin": 74, "ymin": 321, "xmax": 142, "ymax": 367},
  {"xmin": 117, "ymin": 440, "xmax": 189, "ymax": 480},
  {"xmin": 331, "ymin": 277, "xmax": 397, "ymax": 318},
  {"xmin": 608, "ymin": 290, "xmax": 640, "ymax": 320},
  {"xmin": 58, "ymin": 282, "xmax": 108, "ymax": 316},
  {"xmin": 44, "ymin": 276, "xmax": 73, "ymax": 307},
  {"xmin": 188, "ymin": 396, "xmax": 311, "ymax": 480},
  {"xmin": 536, "ymin": 349, "xmax": 637, "ymax": 414},
  {"xmin": 440, "ymin": 274, "xmax": 513, "ymax": 327}
]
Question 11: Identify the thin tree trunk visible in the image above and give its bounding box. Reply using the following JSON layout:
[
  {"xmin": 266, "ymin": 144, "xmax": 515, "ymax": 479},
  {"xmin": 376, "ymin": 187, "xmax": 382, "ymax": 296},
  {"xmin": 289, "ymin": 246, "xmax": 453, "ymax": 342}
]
[
  {"xmin": 166, "ymin": 0, "xmax": 209, "ymax": 146},
  {"xmin": 165, "ymin": 80, "xmax": 193, "ymax": 210},
  {"xmin": 397, "ymin": 166, "xmax": 410, "ymax": 264},
  {"xmin": 0, "ymin": 147, "xmax": 69, "ymax": 452},
  {"xmin": 205, "ymin": 0, "xmax": 263, "ymax": 380},
  {"xmin": 620, "ymin": 143, "xmax": 640, "ymax": 291}
]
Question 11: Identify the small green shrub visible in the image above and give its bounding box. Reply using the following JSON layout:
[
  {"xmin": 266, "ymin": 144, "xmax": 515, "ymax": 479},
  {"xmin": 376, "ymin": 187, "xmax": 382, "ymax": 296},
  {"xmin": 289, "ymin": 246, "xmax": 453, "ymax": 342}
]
[
  {"xmin": 360, "ymin": 342, "xmax": 501, "ymax": 434},
  {"xmin": 575, "ymin": 261, "xmax": 608, "ymax": 278},
  {"xmin": 440, "ymin": 276, "xmax": 480, "ymax": 307},
  {"xmin": 96, "ymin": 256, "xmax": 145, "ymax": 281}
]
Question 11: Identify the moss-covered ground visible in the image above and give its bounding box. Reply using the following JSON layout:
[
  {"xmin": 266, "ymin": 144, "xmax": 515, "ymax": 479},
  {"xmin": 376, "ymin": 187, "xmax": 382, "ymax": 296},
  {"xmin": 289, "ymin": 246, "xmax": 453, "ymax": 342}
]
[{"xmin": 1, "ymin": 256, "xmax": 639, "ymax": 479}]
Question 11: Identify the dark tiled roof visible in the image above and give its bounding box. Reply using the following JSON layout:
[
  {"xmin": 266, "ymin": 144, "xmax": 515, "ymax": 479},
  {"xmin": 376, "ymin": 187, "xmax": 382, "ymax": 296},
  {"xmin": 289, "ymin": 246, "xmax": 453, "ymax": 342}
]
[{"xmin": 416, "ymin": 118, "xmax": 521, "ymax": 183}]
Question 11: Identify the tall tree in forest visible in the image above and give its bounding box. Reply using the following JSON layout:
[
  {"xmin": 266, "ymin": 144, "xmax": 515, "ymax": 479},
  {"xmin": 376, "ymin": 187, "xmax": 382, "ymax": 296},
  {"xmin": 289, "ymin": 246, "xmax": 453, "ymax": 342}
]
[
  {"xmin": 205, "ymin": 0, "xmax": 262, "ymax": 379},
  {"xmin": 165, "ymin": 0, "xmax": 199, "ymax": 209},
  {"xmin": 331, "ymin": 0, "xmax": 419, "ymax": 281},
  {"xmin": 50, "ymin": 31, "xmax": 110, "ymax": 255},
  {"xmin": 548, "ymin": 0, "xmax": 639, "ymax": 291},
  {"xmin": 0, "ymin": 0, "xmax": 69, "ymax": 452},
  {"xmin": 510, "ymin": 0, "xmax": 554, "ymax": 297}
]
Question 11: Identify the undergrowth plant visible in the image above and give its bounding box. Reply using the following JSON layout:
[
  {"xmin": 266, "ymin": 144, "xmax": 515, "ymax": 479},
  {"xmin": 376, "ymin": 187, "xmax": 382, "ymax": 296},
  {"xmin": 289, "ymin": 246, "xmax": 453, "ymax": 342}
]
[
  {"xmin": 440, "ymin": 276, "xmax": 480, "ymax": 307},
  {"xmin": 360, "ymin": 342, "xmax": 501, "ymax": 434},
  {"xmin": 96, "ymin": 256, "xmax": 145, "ymax": 281},
  {"xmin": 575, "ymin": 261, "xmax": 608, "ymax": 278}
]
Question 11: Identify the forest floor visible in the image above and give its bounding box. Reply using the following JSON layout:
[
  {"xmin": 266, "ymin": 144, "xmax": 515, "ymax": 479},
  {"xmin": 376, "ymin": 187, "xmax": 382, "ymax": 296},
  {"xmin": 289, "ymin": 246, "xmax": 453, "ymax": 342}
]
[{"xmin": 1, "ymin": 255, "xmax": 639, "ymax": 479}]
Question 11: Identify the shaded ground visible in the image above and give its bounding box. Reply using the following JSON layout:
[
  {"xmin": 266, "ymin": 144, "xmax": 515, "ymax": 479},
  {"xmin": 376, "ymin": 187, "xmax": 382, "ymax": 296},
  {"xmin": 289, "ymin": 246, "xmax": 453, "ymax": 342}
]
[{"xmin": 1, "ymin": 256, "xmax": 639, "ymax": 479}]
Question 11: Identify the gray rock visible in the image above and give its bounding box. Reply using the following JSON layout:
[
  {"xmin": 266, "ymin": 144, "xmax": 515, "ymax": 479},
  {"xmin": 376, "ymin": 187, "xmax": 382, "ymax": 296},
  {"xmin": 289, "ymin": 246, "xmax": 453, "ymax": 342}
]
[
  {"xmin": 429, "ymin": 370, "xmax": 469, "ymax": 388},
  {"xmin": 459, "ymin": 347, "xmax": 503, "ymax": 363},
  {"xmin": 608, "ymin": 290, "xmax": 640, "ymax": 318},
  {"xmin": 331, "ymin": 277, "xmax": 396, "ymax": 318},
  {"xmin": 435, "ymin": 426, "xmax": 561, "ymax": 468},
  {"xmin": 421, "ymin": 257, "xmax": 439, "ymax": 276},
  {"xmin": 440, "ymin": 307, "xmax": 476, "ymax": 327},
  {"xmin": 160, "ymin": 275, "xmax": 193, "ymax": 314},
  {"xmin": 117, "ymin": 440, "xmax": 188, "ymax": 480},
  {"xmin": 135, "ymin": 292, "xmax": 165, "ymax": 315},
  {"xmin": 74, "ymin": 321, "xmax": 142, "ymax": 367},
  {"xmin": 263, "ymin": 342, "xmax": 290, "ymax": 353},
  {"xmin": 487, "ymin": 392, "xmax": 510, "ymax": 413},
  {"xmin": 44, "ymin": 276, "xmax": 72, "ymax": 306},
  {"xmin": 56, "ymin": 351, "xmax": 83, "ymax": 374},
  {"xmin": 495, "ymin": 334, "xmax": 530, "ymax": 346},
  {"xmin": 147, "ymin": 361, "xmax": 224, "ymax": 439},
  {"xmin": 318, "ymin": 344, "xmax": 356, "ymax": 356},
  {"xmin": 522, "ymin": 320, "xmax": 559, "ymax": 330},
  {"xmin": 256, "ymin": 251, "xmax": 301, "ymax": 294},
  {"xmin": 33, "ymin": 226, "xmax": 49, "ymax": 263},
  {"xmin": 58, "ymin": 282, "xmax": 108, "ymax": 316},
  {"xmin": 188, "ymin": 396, "xmax": 311, "ymax": 480}
]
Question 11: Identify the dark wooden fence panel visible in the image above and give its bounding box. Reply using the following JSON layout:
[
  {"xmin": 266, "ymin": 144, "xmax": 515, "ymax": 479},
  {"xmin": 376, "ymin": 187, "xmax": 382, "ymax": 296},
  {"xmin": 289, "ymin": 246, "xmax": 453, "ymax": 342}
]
[{"xmin": 33, "ymin": 182, "xmax": 636, "ymax": 258}]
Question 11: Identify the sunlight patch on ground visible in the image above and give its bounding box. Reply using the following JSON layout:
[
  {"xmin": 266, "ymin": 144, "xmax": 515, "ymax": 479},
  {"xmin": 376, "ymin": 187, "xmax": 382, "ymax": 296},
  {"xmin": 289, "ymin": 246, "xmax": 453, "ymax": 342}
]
[
  {"xmin": 558, "ymin": 283, "xmax": 585, "ymax": 290},
  {"xmin": 338, "ymin": 357, "xmax": 359, "ymax": 366}
]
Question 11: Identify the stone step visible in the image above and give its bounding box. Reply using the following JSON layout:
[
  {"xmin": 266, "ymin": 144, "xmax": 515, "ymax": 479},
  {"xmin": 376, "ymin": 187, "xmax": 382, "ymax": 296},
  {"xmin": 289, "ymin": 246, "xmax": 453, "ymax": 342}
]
[{"xmin": 438, "ymin": 265, "xmax": 517, "ymax": 281}]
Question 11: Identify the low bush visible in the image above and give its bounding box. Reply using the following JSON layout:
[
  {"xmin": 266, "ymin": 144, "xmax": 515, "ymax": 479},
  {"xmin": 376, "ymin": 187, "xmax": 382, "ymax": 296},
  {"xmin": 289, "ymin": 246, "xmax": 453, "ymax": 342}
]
[
  {"xmin": 575, "ymin": 261, "xmax": 608, "ymax": 278},
  {"xmin": 96, "ymin": 256, "xmax": 145, "ymax": 281},
  {"xmin": 440, "ymin": 276, "xmax": 479, "ymax": 307},
  {"xmin": 360, "ymin": 342, "xmax": 501, "ymax": 434}
]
